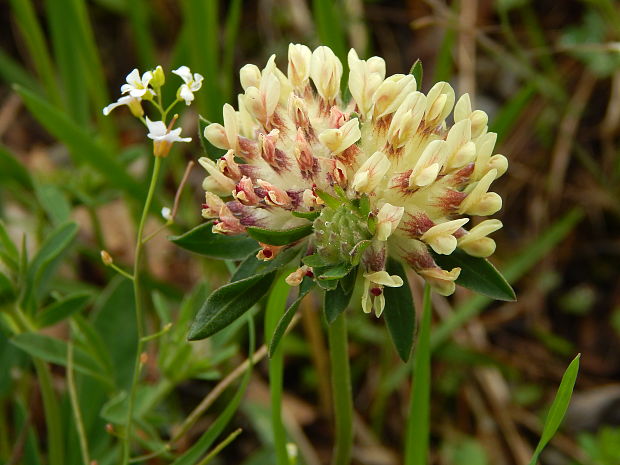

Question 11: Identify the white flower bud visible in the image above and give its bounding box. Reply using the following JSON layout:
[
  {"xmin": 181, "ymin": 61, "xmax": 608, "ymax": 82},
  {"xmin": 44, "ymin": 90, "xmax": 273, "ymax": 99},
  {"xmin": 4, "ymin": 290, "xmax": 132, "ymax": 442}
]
[
  {"xmin": 376, "ymin": 203, "xmax": 405, "ymax": 241},
  {"xmin": 386, "ymin": 91, "xmax": 426, "ymax": 148},
  {"xmin": 310, "ymin": 46, "xmax": 343, "ymax": 103},
  {"xmin": 424, "ymin": 81, "xmax": 455, "ymax": 125},
  {"xmin": 459, "ymin": 169, "xmax": 502, "ymax": 216},
  {"xmin": 420, "ymin": 218, "xmax": 469, "ymax": 255},
  {"xmin": 352, "ymin": 151, "xmax": 391, "ymax": 193},
  {"xmin": 409, "ymin": 140, "xmax": 447, "ymax": 187},
  {"xmin": 318, "ymin": 118, "xmax": 361, "ymax": 154},
  {"xmin": 348, "ymin": 49, "xmax": 386, "ymax": 118},
  {"xmin": 372, "ymin": 74, "xmax": 416, "ymax": 119},
  {"xmin": 240, "ymin": 64, "xmax": 261, "ymax": 90},
  {"xmin": 458, "ymin": 219, "xmax": 503, "ymax": 257},
  {"xmin": 288, "ymin": 43, "xmax": 312, "ymax": 89}
]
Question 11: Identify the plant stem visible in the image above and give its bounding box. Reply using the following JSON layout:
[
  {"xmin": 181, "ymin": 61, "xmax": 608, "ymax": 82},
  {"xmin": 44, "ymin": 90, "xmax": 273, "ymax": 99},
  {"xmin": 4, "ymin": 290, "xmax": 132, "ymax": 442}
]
[
  {"xmin": 67, "ymin": 342, "xmax": 90, "ymax": 465},
  {"xmin": 404, "ymin": 284, "xmax": 432, "ymax": 465},
  {"xmin": 121, "ymin": 156, "xmax": 163, "ymax": 465},
  {"xmin": 265, "ymin": 276, "xmax": 291, "ymax": 465},
  {"xmin": 328, "ymin": 313, "xmax": 353, "ymax": 465}
]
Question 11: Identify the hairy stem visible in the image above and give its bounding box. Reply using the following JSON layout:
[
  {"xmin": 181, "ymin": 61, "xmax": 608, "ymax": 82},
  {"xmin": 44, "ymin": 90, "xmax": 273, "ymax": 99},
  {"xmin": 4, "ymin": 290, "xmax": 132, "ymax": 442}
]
[{"xmin": 328, "ymin": 313, "xmax": 353, "ymax": 465}]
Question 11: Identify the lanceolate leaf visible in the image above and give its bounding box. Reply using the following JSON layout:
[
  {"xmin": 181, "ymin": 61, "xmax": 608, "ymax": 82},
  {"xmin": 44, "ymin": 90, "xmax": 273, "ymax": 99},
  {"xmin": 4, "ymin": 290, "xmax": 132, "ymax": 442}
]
[
  {"xmin": 188, "ymin": 272, "xmax": 276, "ymax": 340},
  {"xmin": 383, "ymin": 258, "xmax": 415, "ymax": 362},
  {"xmin": 318, "ymin": 262, "xmax": 352, "ymax": 280},
  {"xmin": 292, "ymin": 210, "xmax": 320, "ymax": 220},
  {"xmin": 36, "ymin": 292, "xmax": 92, "ymax": 328},
  {"xmin": 431, "ymin": 249, "xmax": 516, "ymax": 301},
  {"xmin": 246, "ymin": 224, "xmax": 313, "ymax": 246},
  {"xmin": 269, "ymin": 278, "xmax": 315, "ymax": 357},
  {"xmin": 169, "ymin": 222, "xmax": 259, "ymax": 260},
  {"xmin": 324, "ymin": 270, "xmax": 357, "ymax": 324},
  {"xmin": 409, "ymin": 59, "xmax": 423, "ymax": 90},
  {"xmin": 528, "ymin": 354, "xmax": 580, "ymax": 465}
]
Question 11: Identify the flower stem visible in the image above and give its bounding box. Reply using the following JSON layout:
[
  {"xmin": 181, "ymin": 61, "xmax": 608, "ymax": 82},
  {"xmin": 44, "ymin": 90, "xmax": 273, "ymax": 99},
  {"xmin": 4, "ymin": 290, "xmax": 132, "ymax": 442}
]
[
  {"xmin": 121, "ymin": 156, "xmax": 163, "ymax": 465},
  {"xmin": 404, "ymin": 284, "xmax": 432, "ymax": 465},
  {"xmin": 328, "ymin": 313, "xmax": 353, "ymax": 465},
  {"xmin": 67, "ymin": 342, "xmax": 90, "ymax": 465},
  {"xmin": 264, "ymin": 276, "xmax": 291, "ymax": 465}
]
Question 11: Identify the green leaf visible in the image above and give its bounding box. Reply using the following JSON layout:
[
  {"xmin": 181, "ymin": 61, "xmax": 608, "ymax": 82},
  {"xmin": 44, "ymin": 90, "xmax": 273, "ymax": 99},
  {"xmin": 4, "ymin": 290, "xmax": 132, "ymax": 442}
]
[
  {"xmin": 231, "ymin": 245, "xmax": 302, "ymax": 282},
  {"xmin": 292, "ymin": 210, "xmax": 320, "ymax": 220},
  {"xmin": 409, "ymin": 59, "xmax": 423, "ymax": 90},
  {"xmin": 314, "ymin": 188, "xmax": 342, "ymax": 210},
  {"xmin": 14, "ymin": 86, "xmax": 143, "ymax": 200},
  {"xmin": 431, "ymin": 249, "xmax": 516, "ymax": 301},
  {"xmin": 318, "ymin": 262, "xmax": 353, "ymax": 280},
  {"xmin": 10, "ymin": 333, "xmax": 113, "ymax": 387},
  {"xmin": 0, "ymin": 272, "xmax": 16, "ymax": 305},
  {"xmin": 528, "ymin": 354, "xmax": 580, "ymax": 465},
  {"xmin": 269, "ymin": 278, "xmax": 315, "ymax": 357},
  {"xmin": 169, "ymin": 222, "xmax": 259, "ymax": 260},
  {"xmin": 302, "ymin": 253, "xmax": 333, "ymax": 267},
  {"xmin": 0, "ymin": 219, "xmax": 19, "ymax": 271},
  {"xmin": 0, "ymin": 144, "xmax": 33, "ymax": 190},
  {"xmin": 22, "ymin": 222, "xmax": 79, "ymax": 311},
  {"xmin": 404, "ymin": 284, "xmax": 431, "ymax": 464},
  {"xmin": 33, "ymin": 182, "xmax": 71, "ymax": 226},
  {"xmin": 246, "ymin": 224, "xmax": 313, "ymax": 246},
  {"xmin": 188, "ymin": 273, "xmax": 276, "ymax": 340},
  {"xmin": 36, "ymin": 292, "xmax": 91, "ymax": 328},
  {"xmin": 324, "ymin": 270, "xmax": 356, "ymax": 324},
  {"xmin": 383, "ymin": 259, "xmax": 415, "ymax": 362}
]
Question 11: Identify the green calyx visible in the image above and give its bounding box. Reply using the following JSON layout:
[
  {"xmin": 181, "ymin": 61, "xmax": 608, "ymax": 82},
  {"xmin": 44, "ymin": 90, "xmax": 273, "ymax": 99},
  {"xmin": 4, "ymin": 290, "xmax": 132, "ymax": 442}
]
[{"xmin": 313, "ymin": 198, "xmax": 372, "ymax": 265}]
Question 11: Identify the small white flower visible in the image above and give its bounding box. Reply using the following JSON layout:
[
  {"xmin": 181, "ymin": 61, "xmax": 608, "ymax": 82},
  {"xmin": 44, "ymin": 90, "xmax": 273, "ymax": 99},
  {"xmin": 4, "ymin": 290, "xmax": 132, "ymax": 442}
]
[
  {"xmin": 376, "ymin": 203, "xmax": 405, "ymax": 241},
  {"xmin": 146, "ymin": 117, "xmax": 191, "ymax": 157},
  {"xmin": 362, "ymin": 271, "xmax": 404, "ymax": 316},
  {"xmin": 121, "ymin": 68, "xmax": 154, "ymax": 98},
  {"xmin": 102, "ymin": 95, "xmax": 143, "ymax": 117},
  {"xmin": 172, "ymin": 66, "xmax": 204, "ymax": 105}
]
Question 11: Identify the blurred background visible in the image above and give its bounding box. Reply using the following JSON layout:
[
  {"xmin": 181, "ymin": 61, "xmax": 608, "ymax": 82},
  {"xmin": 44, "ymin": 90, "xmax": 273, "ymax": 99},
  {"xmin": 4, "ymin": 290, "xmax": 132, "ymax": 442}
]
[{"xmin": 1, "ymin": 0, "xmax": 620, "ymax": 464}]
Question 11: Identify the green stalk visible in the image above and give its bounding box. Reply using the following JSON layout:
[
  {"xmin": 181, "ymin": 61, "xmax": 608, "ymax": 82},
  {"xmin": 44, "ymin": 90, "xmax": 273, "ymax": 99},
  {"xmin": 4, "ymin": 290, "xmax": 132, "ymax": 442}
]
[
  {"xmin": 67, "ymin": 342, "xmax": 90, "ymax": 465},
  {"xmin": 9, "ymin": 307, "xmax": 64, "ymax": 465},
  {"xmin": 328, "ymin": 313, "xmax": 353, "ymax": 465},
  {"xmin": 264, "ymin": 276, "xmax": 291, "ymax": 465},
  {"xmin": 121, "ymin": 156, "xmax": 163, "ymax": 465},
  {"xmin": 404, "ymin": 284, "xmax": 432, "ymax": 465}
]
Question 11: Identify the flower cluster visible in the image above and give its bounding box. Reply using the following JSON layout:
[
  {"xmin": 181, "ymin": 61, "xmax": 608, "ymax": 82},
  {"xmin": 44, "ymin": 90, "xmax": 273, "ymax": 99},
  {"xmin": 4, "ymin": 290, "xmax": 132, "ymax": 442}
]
[
  {"xmin": 200, "ymin": 44, "xmax": 507, "ymax": 316},
  {"xmin": 103, "ymin": 66, "xmax": 202, "ymax": 157}
]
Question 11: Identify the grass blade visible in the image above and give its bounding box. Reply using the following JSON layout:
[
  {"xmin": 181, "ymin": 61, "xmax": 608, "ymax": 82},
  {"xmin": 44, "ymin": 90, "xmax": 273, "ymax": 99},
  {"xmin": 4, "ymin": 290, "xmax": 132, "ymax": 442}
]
[
  {"xmin": 8, "ymin": 0, "xmax": 62, "ymax": 105},
  {"xmin": 15, "ymin": 85, "xmax": 143, "ymax": 200},
  {"xmin": 312, "ymin": 0, "xmax": 348, "ymax": 64},
  {"xmin": 126, "ymin": 0, "xmax": 156, "ymax": 68},
  {"xmin": 182, "ymin": 0, "xmax": 220, "ymax": 118},
  {"xmin": 222, "ymin": 0, "xmax": 242, "ymax": 101},
  {"xmin": 528, "ymin": 355, "xmax": 580, "ymax": 465},
  {"xmin": 404, "ymin": 284, "xmax": 432, "ymax": 465}
]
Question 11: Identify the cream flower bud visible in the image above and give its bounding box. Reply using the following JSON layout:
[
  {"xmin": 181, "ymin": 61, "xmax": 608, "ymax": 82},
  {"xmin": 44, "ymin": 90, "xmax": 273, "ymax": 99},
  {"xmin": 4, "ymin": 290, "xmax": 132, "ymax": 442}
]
[
  {"xmin": 458, "ymin": 219, "xmax": 503, "ymax": 257},
  {"xmin": 217, "ymin": 150, "xmax": 241, "ymax": 180},
  {"xmin": 199, "ymin": 157, "xmax": 236, "ymax": 194},
  {"xmin": 362, "ymin": 270, "xmax": 404, "ymax": 316},
  {"xmin": 319, "ymin": 118, "xmax": 361, "ymax": 154},
  {"xmin": 472, "ymin": 132, "xmax": 498, "ymax": 180},
  {"xmin": 488, "ymin": 154, "xmax": 508, "ymax": 179},
  {"xmin": 418, "ymin": 267, "xmax": 461, "ymax": 296},
  {"xmin": 372, "ymin": 74, "xmax": 416, "ymax": 119},
  {"xmin": 470, "ymin": 110, "xmax": 488, "ymax": 138},
  {"xmin": 420, "ymin": 218, "xmax": 469, "ymax": 255},
  {"xmin": 202, "ymin": 191, "xmax": 227, "ymax": 218},
  {"xmin": 348, "ymin": 48, "xmax": 386, "ymax": 118},
  {"xmin": 459, "ymin": 169, "xmax": 502, "ymax": 216},
  {"xmin": 240, "ymin": 64, "xmax": 261, "ymax": 90},
  {"xmin": 203, "ymin": 123, "xmax": 227, "ymax": 149},
  {"xmin": 257, "ymin": 179, "xmax": 292, "ymax": 207},
  {"xmin": 288, "ymin": 43, "xmax": 312, "ymax": 89},
  {"xmin": 444, "ymin": 119, "xmax": 476, "ymax": 170},
  {"xmin": 310, "ymin": 46, "xmax": 343, "ymax": 103},
  {"xmin": 285, "ymin": 266, "xmax": 310, "ymax": 286},
  {"xmin": 454, "ymin": 93, "xmax": 472, "ymax": 122},
  {"xmin": 352, "ymin": 151, "xmax": 391, "ymax": 193},
  {"xmin": 409, "ymin": 140, "xmax": 447, "ymax": 187},
  {"xmin": 387, "ymin": 91, "xmax": 426, "ymax": 148},
  {"xmin": 302, "ymin": 188, "xmax": 323, "ymax": 207},
  {"xmin": 424, "ymin": 81, "xmax": 455, "ymax": 125},
  {"xmin": 233, "ymin": 176, "xmax": 260, "ymax": 205},
  {"xmin": 376, "ymin": 203, "xmax": 405, "ymax": 241}
]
